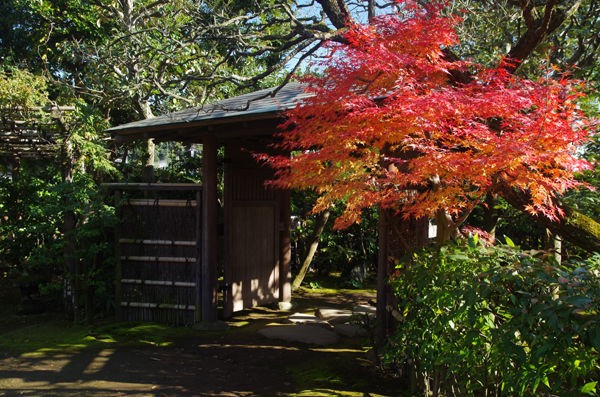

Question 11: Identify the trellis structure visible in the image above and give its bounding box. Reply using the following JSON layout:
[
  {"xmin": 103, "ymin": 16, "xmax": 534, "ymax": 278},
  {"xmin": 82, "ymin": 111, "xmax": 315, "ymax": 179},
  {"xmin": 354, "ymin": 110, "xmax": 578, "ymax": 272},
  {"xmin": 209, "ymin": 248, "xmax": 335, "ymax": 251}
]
[{"xmin": 0, "ymin": 106, "xmax": 74, "ymax": 162}]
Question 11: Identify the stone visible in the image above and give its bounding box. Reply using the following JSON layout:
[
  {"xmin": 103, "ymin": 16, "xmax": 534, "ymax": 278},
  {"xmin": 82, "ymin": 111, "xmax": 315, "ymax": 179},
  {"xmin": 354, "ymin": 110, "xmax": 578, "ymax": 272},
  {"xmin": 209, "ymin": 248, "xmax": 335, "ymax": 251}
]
[
  {"xmin": 278, "ymin": 301, "xmax": 293, "ymax": 311},
  {"xmin": 288, "ymin": 312, "xmax": 328, "ymax": 325},
  {"xmin": 353, "ymin": 304, "xmax": 377, "ymax": 315},
  {"xmin": 258, "ymin": 324, "xmax": 339, "ymax": 346},
  {"xmin": 315, "ymin": 308, "xmax": 354, "ymax": 324}
]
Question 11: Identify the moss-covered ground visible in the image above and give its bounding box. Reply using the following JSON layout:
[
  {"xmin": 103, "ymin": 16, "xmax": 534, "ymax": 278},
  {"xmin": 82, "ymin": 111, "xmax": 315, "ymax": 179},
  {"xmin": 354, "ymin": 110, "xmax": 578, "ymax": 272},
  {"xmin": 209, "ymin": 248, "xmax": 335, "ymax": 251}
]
[{"xmin": 0, "ymin": 274, "xmax": 404, "ymax": 396}]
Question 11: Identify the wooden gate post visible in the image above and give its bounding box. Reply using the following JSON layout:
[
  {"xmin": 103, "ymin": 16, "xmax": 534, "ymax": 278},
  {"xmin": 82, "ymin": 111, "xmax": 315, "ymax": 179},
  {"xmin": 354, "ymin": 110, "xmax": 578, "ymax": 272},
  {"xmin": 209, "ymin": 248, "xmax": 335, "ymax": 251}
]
[
  {"xmin": 194, "ymin": 188, "xmax": 203, "ymax": 323},
  {"xmin": 114, "ymin": 189, "xmax": 123, "ymax": 321},
  {"xmin": 279, "ymin": 189, "xmax": 292, "ymax": 306},
  {"xmin": 201, "ymin": 134, "xmax": 218, "ymax": 322}
]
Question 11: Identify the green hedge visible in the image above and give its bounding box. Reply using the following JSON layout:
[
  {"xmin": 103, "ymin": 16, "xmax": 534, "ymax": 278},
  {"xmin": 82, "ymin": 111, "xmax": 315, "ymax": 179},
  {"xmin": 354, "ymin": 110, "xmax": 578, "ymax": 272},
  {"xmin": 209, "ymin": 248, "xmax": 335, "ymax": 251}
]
[{"xmin": 386, "ymin": 237, "xmax": 600, "ymax": 396}]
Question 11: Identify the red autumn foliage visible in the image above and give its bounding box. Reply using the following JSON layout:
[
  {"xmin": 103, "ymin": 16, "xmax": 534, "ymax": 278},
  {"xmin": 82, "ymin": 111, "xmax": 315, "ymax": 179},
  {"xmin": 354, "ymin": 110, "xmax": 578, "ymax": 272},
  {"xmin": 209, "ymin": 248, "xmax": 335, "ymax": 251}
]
[{"xmin": 265, "ymin": 0, "xmax": 594, "ymax": 229}]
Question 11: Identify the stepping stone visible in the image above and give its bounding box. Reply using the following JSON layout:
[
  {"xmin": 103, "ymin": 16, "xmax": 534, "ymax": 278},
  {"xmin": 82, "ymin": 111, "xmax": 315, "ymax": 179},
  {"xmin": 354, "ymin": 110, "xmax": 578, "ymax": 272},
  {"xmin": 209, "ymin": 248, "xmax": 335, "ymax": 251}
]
[
  {"xmin": 333, "ymin": 323, "xmax": 368, "ymax": 338},
  {"xmin": 315, "ymin": 308, "xmax": 353, "ymax": 324},
  {"xmin": 288, "ymin": 312, "xmax": 328, "ymax": 325},
  {"xmin": 258, "ymin": 324, "xmax": 339, "ymax": 346},
  {"xmin": 353, "ymin": 304, "xmax": 377, "ymax": 316}
]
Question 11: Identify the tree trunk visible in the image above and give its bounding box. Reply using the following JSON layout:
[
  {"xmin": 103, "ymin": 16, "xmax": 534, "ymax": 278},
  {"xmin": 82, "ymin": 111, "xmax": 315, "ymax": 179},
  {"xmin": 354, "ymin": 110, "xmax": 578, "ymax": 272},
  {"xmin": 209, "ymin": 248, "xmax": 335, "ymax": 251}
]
[
  {"xmin": 481, "ymin": 194, "xmax": 499, "ymax": 237},
  {"xmin": 545, "ymin": 229, "xmax": 562, "ymax": 264},
  {"xmin": 143, "ymin": 138, "xmax": 155, "ymax": 183},
  {"xmin": 435, "ymin": 209, "xmax": 453, "ymax": 244},
  {"xmin": 136, "ymin": 98, "xmax": 155, "ymax": 183},
  {"xmin": 292, "ymin": 209, "xmax": 330, "ymax": 291}
]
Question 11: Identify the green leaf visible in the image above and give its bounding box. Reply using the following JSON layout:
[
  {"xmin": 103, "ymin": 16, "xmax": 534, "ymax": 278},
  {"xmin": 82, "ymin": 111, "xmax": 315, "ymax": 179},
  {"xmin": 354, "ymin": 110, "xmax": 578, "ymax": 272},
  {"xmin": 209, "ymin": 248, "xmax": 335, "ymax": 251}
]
[
  {"xmin": 567, "ymin": 295, "xmax": 592, "ymax": 307},
  {"xmin": 542, "ymin": 376, "xmax": 550, "ymax": 389},
  {"xmin": 581, "ymin": 381, "xmax": 597, "ymax": 395},
  {"xmin": 504, "ymin": 236, "xmax": 515, "ymax": 247}
]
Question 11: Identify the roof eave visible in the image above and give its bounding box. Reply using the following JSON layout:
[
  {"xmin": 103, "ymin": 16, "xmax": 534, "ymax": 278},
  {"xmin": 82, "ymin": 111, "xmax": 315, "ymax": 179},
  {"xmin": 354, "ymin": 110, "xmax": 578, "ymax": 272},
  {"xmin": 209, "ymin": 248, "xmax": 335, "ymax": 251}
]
[{"xmin": 112, "ymin": 109, "xmax": 284, "ymax": 144}]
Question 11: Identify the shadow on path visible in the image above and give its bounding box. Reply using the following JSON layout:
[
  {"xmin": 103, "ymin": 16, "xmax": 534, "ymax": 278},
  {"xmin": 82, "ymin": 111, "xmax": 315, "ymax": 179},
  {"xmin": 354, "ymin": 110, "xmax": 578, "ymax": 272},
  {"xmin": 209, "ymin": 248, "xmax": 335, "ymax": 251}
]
[{"xmin": 0, "ymin": 290, "xmax": 402, "ymax": 396}]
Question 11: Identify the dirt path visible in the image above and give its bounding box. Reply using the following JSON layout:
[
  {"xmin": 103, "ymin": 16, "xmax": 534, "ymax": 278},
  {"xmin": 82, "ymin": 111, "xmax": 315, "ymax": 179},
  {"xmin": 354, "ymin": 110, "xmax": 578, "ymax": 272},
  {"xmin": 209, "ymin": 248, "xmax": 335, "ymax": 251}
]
[{"xmin": 0, "ymin": 290, "xmax": 403, "ymax": 396}]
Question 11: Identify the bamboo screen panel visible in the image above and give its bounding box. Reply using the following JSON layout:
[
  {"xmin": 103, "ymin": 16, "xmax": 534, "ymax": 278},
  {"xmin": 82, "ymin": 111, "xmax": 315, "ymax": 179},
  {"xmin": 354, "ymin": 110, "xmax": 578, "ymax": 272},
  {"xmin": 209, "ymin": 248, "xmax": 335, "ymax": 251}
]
[{"xmin": 116, "ymin": 190, "xmax": 201, "ymax": 326}]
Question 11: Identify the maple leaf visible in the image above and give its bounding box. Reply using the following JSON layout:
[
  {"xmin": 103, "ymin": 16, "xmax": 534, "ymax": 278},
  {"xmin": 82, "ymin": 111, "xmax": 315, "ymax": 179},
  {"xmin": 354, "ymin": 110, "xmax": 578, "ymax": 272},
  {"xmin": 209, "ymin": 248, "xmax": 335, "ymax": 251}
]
[{"xmin": 267, "ymin": 0, "xmax": 596, "ymax": 230}]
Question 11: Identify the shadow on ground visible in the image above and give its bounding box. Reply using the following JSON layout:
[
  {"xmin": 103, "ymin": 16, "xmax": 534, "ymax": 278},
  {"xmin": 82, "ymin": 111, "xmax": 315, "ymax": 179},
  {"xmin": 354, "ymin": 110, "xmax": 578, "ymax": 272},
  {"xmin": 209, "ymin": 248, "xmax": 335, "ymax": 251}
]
[{"xmin": 0, "ymin": 288, "xmax": 404, "ymax": 397}]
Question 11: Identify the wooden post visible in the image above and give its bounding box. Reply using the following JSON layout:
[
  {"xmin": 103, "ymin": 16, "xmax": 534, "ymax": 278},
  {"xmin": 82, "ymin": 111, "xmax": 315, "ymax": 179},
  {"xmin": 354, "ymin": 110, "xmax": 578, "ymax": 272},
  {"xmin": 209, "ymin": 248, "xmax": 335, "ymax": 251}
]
[
  {"xmin": 375, "ymin": 208, "xmax": 389, "ymax": 347},
  {"xmin": 201, "ymin": 135, "xmax": 218, "ymax": 322},
  {"xmin": 279, "ymin": 190, "xmax": 292, "ymax": 305},
  {"xmin": 194, "ymin": 188, "xmax": 203, "ymax": 323},
  {"xmin": 114, "ymin": 190, "xmax": 123, "ymax": 321}
]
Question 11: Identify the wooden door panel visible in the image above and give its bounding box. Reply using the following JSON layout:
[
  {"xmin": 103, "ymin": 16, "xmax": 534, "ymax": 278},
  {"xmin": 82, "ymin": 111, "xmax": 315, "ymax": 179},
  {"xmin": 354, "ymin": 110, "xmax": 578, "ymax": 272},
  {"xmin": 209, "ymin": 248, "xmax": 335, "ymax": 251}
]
[{"xmin": 229, "ymin": 205, "xmax": 279, "ymax": 312}]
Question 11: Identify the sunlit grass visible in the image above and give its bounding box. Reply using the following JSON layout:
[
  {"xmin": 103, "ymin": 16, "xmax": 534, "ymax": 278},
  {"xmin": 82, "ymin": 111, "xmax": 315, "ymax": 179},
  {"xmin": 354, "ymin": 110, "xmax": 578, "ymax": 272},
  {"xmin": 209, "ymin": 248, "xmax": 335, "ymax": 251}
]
[
  {"xmin": 0, "ymin": 321, "xmax": 117, "ymax": 358},
  {"xmin": 0, "ymin": 320, "xmax": 203, "ymax": 356},
  {"xmin": 291, "ymin": 390, "xmax": 388, "ymax": 397},
  {"xmin": 300, "ymin": 286, "xmax": 377, "ymax": 296}
]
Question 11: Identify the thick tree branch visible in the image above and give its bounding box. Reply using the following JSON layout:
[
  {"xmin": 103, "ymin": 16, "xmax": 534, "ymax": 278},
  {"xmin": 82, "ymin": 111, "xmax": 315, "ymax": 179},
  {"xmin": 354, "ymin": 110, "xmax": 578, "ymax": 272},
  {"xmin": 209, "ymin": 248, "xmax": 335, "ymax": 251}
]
[
  {"xmin": 506, "ymin": 0, "xmax": 582, "ymax": 71},
  {"xmin": 316, "ymin": 0, "xmax": 353, "ymax": 28},
  {"xmin": 500, "ymin": 186, "xmax": 600, "ymax": 252}
]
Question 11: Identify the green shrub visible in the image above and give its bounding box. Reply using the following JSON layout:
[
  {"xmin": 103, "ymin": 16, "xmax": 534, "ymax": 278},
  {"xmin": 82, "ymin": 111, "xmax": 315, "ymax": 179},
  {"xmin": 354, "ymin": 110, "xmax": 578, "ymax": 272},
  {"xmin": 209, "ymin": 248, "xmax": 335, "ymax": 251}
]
[{"xmin": 386, "ymin": 237, "xmax": 600, "ymax": 396}]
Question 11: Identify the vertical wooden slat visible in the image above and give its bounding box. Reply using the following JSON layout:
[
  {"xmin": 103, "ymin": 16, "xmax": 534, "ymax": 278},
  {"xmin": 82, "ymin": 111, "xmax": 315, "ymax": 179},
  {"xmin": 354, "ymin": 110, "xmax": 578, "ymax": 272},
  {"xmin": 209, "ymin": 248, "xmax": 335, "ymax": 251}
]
[{"xmin": 202, "ymin": 134, "xmax": 218, "ymax": 322}]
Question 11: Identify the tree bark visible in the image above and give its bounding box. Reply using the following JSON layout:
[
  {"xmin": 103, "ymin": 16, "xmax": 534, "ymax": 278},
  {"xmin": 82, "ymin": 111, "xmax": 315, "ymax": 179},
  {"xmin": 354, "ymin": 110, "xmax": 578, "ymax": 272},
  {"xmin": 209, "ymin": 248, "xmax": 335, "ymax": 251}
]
[
  {"xmin": 291, "ymin": 209, "xmax": 330, "ymax": 291},
  {"xmin": 545, "ymin": 229, "xmax": 562, "ymax": 264},
  {"xmin": 136, "ymin": 98, "xmax": 156, "ymax": 183},
  {"xmin": 481, "ymin": 195, "xmax": 499, "ymax": 237},
  {"xmin": 316, "ymin": 0, "xmax": 352, "ymax": 29},
  {"xmin": 435, "ymin": 209, "xmax": 454, "ymax": 244},
  {"xmin": 143, "ymin": 138, "xmax": 155, "ymax": 183},
  {"xmin": 506, "ymin": 1, "xmax": 582, "ymax": 72}
]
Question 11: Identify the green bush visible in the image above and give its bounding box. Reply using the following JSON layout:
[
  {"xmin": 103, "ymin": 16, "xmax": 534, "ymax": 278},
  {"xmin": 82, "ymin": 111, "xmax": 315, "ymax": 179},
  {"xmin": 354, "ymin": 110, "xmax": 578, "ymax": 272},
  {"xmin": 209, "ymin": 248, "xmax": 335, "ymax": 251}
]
[{"xmin": 386, "ymin": 237, "xmax": 600, "ymax": 396}]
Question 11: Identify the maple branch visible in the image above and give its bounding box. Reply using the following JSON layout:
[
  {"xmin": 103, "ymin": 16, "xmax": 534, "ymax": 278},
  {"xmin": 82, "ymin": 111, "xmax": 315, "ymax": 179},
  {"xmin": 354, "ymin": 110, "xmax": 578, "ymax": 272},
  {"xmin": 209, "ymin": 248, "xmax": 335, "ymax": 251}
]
[
  {"xmin": 499, "ymin": 186, "xmax": 600, "ymax": 252},
  {"xmin": 505, "ymin": 0, "xmax": 583, "ymax": 72},
  {"xmin": 438, "ymin": 3, "xmax": 598, "ymax": 253}
]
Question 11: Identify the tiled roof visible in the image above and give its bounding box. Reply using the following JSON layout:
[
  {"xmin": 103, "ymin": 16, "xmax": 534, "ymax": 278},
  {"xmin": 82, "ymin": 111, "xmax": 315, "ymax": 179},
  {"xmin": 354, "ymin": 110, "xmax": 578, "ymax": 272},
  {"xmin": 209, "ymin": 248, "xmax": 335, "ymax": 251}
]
[{"xmin": 108, "ymin": 82, "xmax": 310, "ymax": 135}]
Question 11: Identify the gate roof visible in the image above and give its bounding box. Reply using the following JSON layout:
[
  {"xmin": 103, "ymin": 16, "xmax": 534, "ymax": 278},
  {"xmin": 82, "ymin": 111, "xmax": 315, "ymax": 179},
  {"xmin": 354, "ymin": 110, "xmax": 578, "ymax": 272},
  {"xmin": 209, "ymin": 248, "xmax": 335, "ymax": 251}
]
[{"xmin": 109, "ymin": 82, "xmax": 310, "ymax": 144}]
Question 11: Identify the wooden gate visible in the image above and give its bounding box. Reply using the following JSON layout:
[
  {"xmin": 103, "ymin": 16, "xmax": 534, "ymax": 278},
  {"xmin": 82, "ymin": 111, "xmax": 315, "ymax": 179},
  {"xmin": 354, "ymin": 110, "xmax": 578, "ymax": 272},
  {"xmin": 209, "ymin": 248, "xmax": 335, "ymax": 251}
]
[{"xmin": 109, "ymin": 184, "xmax": 202, "ymax": 326}]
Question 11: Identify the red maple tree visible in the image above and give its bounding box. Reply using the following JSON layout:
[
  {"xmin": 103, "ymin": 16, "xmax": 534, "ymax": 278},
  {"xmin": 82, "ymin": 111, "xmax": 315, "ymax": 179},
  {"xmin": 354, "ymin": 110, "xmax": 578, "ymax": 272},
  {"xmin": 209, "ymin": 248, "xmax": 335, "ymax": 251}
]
[{"xmin": 265, "ymin": 1, "xmax": 594, "ymax": 231}]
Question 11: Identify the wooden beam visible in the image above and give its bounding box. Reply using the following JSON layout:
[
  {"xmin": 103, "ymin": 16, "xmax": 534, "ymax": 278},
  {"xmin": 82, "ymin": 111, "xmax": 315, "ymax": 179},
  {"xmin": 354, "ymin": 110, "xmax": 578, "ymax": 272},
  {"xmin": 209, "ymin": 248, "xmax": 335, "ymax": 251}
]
[
  {"xmin": 120, "ymin": 256, "xmax": 197, "ymax": 263},
  {"xmin": 201, "ymin": 134, "xmax": 219, "ymax": 322},
  {"xmin": 102, "ymin": 182, "xmax": 201, "ymax": 191}
]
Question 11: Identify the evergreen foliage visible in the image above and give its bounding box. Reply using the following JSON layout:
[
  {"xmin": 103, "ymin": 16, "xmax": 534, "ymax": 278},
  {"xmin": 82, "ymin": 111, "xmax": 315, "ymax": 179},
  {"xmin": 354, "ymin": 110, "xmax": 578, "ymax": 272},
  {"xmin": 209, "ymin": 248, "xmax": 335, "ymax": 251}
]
[{"xmin": 387, "ymin": 238, "xmax": 600, "ymax": 396}]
